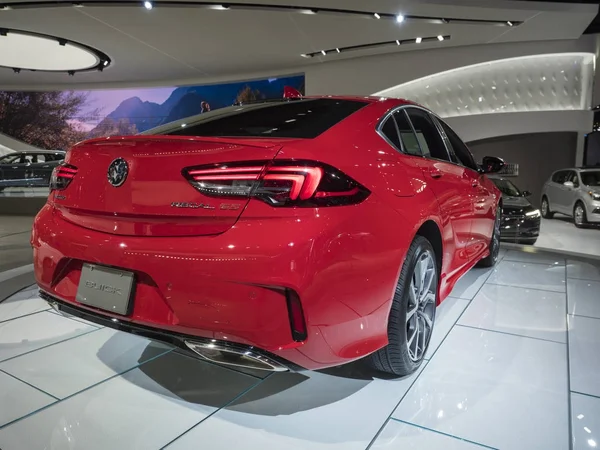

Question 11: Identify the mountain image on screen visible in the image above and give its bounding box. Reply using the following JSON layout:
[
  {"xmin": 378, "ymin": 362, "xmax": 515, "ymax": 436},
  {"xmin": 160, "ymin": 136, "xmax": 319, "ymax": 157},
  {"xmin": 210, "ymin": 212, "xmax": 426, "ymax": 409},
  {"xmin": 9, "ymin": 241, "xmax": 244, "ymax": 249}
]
[{"xmin": 89, "ymin": 75, "xmax": 304, "ymax": 135}]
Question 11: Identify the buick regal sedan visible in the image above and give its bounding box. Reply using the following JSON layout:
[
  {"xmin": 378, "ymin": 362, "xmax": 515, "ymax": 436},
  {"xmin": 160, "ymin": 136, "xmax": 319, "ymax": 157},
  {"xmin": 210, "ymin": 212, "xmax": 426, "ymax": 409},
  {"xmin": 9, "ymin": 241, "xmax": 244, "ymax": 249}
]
[
  {"xmin": 32, "ymin": 97, "xmax": 503, "ymax": 376},
  {"xmin": 0, "ymin": 150, "xmax": 65, "ymax": 191}
]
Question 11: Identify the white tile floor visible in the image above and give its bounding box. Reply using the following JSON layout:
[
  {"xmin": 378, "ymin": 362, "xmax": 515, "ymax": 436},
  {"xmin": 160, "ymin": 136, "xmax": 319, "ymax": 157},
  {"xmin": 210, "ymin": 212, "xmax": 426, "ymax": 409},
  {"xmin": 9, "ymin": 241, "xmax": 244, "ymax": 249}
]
[{"xmin": 0, "ymin": 247, "xmax": 598, "ymax": 449}]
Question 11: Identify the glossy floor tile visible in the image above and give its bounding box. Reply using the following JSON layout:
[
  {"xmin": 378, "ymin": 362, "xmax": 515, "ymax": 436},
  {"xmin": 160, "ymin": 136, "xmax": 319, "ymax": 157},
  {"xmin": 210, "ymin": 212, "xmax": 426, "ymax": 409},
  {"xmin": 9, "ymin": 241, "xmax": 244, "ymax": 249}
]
[
  {"xmin": 0, "ymin": 286, "xmax": 50, "ymax": 323},
  {"xmin": 459, "ymin": 284, "xmax": 567, "ymax": 343},
  {"xmin": 392, "ymin": 326, "xmax": 569, "ymax": 450},
  {"xmin": 0, "ymin": 311, "xmax": 96, "ymax": 362},
  {"xmin": 487, "ymin": 260, "xmax": 566, "ymax": 292},
  {"xmin": 0, "ymin": 352, "xmax": 260, "ymax": 450},
  {"xmin": 165, "ymin": 365, "xmax": 425, "ymax": 450},
  {"xmin": 370, "ymin": 419, "xmax": 490, "ymax": 450},
  {"xmin": 571, "ymin": 392, "xmax": 600, "ymax": 450},
  {"xmin": 503, "ymin": 249, "xmax": 566, "ymax": 266},
  {"xmin": 0, "ymin": 328, "xmax": 172, "ymax": 399},
  {"xmin": 567, "ymin": 259, "xmax": 600, "ymax": 282},
  {"xmin": 567, "ymin": 278, "xmax": 600, "ymax": 319},
  {"xmin": 425, "ymin": 296, "xmax": 470, "ymax": 359},
  {"xmin": 0, "ymin": 245, "xmax": 597, "ymax": 450},
  {"xmin": 0, "ymin": 370, "xmax": 55, "ymax": 427},
  {"xmin": 568, "ymin": 315, "xmax": 600, "ymax": 398}
]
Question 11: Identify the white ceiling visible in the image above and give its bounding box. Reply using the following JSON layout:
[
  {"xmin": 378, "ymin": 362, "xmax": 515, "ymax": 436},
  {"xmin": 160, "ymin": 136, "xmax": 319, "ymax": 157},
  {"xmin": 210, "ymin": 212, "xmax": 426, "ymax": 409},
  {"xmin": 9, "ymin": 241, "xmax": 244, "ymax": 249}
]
[{"xmin": 0, "ymin": 0, "xmax": 596, "ymax": 89}]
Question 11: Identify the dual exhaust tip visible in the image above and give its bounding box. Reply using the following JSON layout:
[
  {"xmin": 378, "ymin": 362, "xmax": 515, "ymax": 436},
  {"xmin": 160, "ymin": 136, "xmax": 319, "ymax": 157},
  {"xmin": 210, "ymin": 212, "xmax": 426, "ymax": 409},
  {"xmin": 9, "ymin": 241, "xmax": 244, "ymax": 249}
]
[{"xmin": 185, "ymin": 340, "xmax": 289, "ymax": 372}]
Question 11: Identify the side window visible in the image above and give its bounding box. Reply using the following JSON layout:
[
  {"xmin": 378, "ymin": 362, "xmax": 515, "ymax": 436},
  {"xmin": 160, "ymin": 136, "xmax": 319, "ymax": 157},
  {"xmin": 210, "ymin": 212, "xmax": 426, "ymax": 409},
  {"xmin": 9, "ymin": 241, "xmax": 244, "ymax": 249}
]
[
  {"xmin": 439, "ymin": 120, "xmax": 479, "ymax": 171},
  {"xmin": 552, "ymin": 171, "xmax": 568, "ymax": 184},
  {"xmin": 567, "ymin": 171, "xmax": 580, "ymax": 187},
  {"xmin": 380, "ymin": 116, "xmax": 402, "ymax": 150},
  {"xmin": 393, "ymin": 110, "xmax": 422, "ymax": 156},
  {"xmin": 36, "ymin": 154, "xmax": 46, "ymax": 163},
  {"xmin": 405, "ymin": 108, "xmax": 450, "ymax": 161}
]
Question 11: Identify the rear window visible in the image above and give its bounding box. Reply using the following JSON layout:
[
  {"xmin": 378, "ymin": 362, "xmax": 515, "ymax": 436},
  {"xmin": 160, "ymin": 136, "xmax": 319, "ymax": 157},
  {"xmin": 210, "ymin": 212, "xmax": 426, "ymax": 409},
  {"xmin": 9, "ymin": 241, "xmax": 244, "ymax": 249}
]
[{"xmin": 152, "ymin": 99, "xmax": 367, "ymax": 139}]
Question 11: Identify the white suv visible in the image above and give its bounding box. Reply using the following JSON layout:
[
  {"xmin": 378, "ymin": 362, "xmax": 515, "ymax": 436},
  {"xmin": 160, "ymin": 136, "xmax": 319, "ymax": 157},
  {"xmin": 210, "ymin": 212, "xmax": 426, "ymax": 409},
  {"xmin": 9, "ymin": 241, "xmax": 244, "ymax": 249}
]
[{"xmin": 541, "ymin": 168, "xmax": 600, "ymax": 227}]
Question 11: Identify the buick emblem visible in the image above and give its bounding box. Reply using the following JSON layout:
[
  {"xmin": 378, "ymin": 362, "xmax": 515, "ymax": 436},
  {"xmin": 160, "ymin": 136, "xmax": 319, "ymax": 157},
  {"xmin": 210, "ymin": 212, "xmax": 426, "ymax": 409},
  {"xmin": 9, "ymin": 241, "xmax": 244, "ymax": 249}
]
[{"xmin": 107, "ymin": 158, "xmax": 128, "ymax": 187}]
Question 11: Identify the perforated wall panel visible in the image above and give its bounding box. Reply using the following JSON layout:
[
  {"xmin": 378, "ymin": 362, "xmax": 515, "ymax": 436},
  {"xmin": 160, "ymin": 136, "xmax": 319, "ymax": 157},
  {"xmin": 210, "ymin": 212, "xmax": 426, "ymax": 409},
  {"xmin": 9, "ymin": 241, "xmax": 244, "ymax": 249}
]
[{"xmin": 374, "ymin": 53, "xmax": 595, "ymax": 118}]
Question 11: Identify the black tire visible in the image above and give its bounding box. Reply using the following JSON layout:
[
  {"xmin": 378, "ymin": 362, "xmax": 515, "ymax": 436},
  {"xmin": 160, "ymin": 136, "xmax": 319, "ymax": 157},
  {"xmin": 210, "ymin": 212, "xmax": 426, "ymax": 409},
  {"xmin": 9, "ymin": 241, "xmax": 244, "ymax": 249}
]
[
  {"xmin": 478, "ymin": 205, "xmax": 501, "ymax": 268},
  {"xmin": 574, "ymin": 202, "xmax": 588, "ymax": 228},
  {"xmin": 366, "ymin": 236, "xmax": 438, "ymax": 377},
  {"xmin": 541, "ymin": 196, "xmax": 554, "ymax": 219}
]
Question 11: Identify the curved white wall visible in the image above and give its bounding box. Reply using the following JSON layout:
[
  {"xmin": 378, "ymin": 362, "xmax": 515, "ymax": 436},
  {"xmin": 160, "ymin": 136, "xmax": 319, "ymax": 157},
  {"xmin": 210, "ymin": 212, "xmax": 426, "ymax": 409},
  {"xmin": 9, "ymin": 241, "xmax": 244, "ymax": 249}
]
[{"xmin": 374, "ymin": 53, "xmax": 594, "ymax": 118}]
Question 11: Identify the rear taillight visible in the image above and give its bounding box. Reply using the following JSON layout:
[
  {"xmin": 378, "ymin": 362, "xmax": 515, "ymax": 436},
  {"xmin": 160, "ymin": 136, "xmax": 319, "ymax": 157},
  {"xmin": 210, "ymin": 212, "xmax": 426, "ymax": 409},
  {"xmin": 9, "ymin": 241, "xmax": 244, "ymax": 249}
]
[
  {"xmin": 50, "ymin": 164, "xmax": 78, "ymax": 191},
  {"xmin": 183, "ymin": 160, "xmax": 369, "ymax": 207}
]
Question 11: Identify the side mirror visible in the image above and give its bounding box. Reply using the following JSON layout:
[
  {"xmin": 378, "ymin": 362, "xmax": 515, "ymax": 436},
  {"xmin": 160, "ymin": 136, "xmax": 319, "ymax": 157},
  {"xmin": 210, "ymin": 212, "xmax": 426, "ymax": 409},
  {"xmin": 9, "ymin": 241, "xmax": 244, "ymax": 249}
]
[
  {"xmin": 564, "ymin": 181, "xmax": 574, "ymax": 189},
  {"xmin": 522, "ymin": 190, "xmax": 532, "ymax": 197},
  {"xmin": 481, "ymin": 156, "xmax": 505, "ymax": 174}
]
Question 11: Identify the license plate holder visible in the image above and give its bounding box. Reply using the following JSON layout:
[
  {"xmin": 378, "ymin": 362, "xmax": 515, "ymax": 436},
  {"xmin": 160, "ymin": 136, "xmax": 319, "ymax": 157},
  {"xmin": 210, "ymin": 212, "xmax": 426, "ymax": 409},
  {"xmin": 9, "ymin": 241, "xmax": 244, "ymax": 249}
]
[{"xmin": 76, "ymin": 263, "xmax": 134, "ymax": 315}]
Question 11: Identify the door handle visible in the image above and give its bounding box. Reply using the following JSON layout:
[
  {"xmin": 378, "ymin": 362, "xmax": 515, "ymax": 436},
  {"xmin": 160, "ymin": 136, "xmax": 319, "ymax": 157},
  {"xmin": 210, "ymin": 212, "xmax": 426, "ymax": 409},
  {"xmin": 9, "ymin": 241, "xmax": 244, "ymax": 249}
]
[{"xmin": 429, "ymin": 169, "xmax": 443, "ymax": 179}]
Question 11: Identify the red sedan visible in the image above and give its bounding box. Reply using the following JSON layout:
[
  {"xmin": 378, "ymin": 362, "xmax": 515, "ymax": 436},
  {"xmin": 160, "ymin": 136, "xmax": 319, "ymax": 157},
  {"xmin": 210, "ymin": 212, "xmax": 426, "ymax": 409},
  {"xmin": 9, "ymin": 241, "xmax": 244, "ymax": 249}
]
[{"xmin": 31, "ymin": 97, "xmax": 503, "ymax": 376}]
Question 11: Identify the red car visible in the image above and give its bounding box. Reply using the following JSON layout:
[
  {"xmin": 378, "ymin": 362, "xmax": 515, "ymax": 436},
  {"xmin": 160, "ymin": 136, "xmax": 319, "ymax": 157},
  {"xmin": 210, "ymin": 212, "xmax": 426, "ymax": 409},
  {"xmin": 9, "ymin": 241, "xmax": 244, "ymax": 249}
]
[{"xmin": 31, "ymin": 97, "xmax": 503, "ymax": 376}]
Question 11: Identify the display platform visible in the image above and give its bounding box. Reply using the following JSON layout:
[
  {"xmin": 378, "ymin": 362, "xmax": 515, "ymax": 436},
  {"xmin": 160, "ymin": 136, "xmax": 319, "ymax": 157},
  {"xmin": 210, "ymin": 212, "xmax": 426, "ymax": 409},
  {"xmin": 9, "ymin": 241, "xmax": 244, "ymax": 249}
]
[{"xmin": 0, "ymin": 248, "xmax": 598, "ymax": 449}]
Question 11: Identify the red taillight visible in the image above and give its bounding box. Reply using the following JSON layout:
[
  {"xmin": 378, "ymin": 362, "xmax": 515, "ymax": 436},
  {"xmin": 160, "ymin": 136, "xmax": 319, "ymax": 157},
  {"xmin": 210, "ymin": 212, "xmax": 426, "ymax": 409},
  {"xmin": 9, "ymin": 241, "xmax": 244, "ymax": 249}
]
[
  {"xmin": 183, "ymin": 160, "xmax": 369, "ymax": 207},
  {"xmin": 286, "ymin": 289, "xmax": 307, "ymax": 342},
  {"xmin": 50, "ymin": 164, "xmax": 78, "ymax": 191}
]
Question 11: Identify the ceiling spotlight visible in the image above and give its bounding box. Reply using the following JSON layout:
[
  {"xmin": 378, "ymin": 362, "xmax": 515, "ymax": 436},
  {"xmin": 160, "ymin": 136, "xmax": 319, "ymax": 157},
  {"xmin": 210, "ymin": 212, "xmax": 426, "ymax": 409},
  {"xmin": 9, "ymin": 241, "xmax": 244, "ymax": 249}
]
[
  {"xmin": 437, "ymin": 35, "xmax": 445, "ymax": 41},
  {"xmin": 68, "ymin": 70, "xmax": 75, "ymax": 76},
  {"xmin": 396, "ymin": 40, "xmax": 400, "ymax": 45},
  {"xmin": 301, "ymin": 9, "xmax": 317, "ymax": 14},
  {"xmin": 374, "ymin": 13, "xmax": 381, "ymax": 19},
  {"xmin": 321, "ymin": 50, "xmax": 326, "ymax": 56},
  {"xmin": 143, "ymin": 1, "xmax": 153, "ymax": 10},
  {"xmin": 0, "ymin": 5, "xmax": 12, "ymax": 10},
  {"xmin": 58, "ymin": 38, "xmax": 68, "ymax": 46},
  {"xmin": 13, "ymin": 68, "xmax": 20, "ymax": 74},
  {"xmin": 336, "ymin": 48, "xmax": 340, "ymax": 53},
  {"xmin": 415, "ymin": 37, "xmax": 422, "ymax": 44},
  {"xmin": 72, "ymin": 2, "xmax": 84, "ymax": 7},
  {"xmin": 300, "ymin": 53, "xmax": 311, "ymax": 58},
  {"xmin": 212, "ymin": 4, "xmax": 230, "ymax": 10},
  {"xmin": 0, "ymin": 28, "xmax": 7, "ymax": 36},
  {"xmin": 103, "ymin": 60, "xmax": 109, "ymax": 66},
  {"xmin": 507, "ymin": 21, "xmax": 513, "ymax": 26},
  {"xmin": 396, "ymin": 14, "xmax": 405, "ymax": 23}
]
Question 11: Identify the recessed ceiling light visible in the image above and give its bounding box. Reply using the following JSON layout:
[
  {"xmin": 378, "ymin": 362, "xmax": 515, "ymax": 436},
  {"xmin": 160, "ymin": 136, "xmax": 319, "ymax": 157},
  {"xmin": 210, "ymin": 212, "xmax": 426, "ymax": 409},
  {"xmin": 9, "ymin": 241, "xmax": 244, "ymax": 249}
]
[
  {"xmin": 301, "ymin": 9, "xmax": 317, "ymax": 14},
  {"xmin": 416, "ymin": 37, "xmax": 422, "ymax": 44},
  {"xmin": 374, "ymin": 13, "xmax": 381, "ymax": 19},
  {"xmin": 211, "ymin": 4, "xmax": 230, "ymax": 10},
  {"xmin": 144, "ymin": 1, "xmax": 153, "ymax": 10},
  {"xmin": 437, "ymin": 35, "xmax": 444, "ymax": 41},
  {"xmin": 396, "ymin": 14, "xmax": 405, "ymax": 23}
]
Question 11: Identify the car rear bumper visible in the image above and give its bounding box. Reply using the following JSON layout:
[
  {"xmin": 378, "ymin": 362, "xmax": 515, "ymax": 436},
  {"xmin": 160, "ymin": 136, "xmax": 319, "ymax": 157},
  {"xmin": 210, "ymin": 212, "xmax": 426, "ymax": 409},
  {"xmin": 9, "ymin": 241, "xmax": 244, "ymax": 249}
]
[{"xmin": 31, "ymin": 199, "xmax": 408, "ymax": 370}]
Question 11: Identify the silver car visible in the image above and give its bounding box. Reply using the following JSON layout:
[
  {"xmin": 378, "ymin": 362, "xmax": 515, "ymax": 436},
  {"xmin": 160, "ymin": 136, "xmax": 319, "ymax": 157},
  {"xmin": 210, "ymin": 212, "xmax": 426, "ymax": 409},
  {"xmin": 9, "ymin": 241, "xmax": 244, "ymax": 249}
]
[{"xmin": 541, "ymin": 167, "xmax": 600, "ymax": 227}]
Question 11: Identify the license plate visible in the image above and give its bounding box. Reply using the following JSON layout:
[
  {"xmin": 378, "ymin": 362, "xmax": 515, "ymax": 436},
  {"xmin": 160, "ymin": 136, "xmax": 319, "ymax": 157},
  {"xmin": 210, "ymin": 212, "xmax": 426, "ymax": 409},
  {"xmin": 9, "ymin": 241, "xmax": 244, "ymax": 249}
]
[{"xmin": 76, "ymin": 263, "xmax": 134, "ymax": 315}]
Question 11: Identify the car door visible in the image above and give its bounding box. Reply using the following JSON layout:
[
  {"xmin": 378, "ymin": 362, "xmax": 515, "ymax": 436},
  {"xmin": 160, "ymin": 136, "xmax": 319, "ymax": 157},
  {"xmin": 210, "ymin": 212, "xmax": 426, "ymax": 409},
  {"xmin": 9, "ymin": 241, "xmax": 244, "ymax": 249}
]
[
  {"xmin": 436, "ymin": 118, "xmax": 497, "ymax": 259},
  {"xmin": 550, "ymin": 170, "xmax": 569, "ymax": 214},
  {"xmin": 402, "ymin": 107, "xmax": 475, "ymax": 272}
]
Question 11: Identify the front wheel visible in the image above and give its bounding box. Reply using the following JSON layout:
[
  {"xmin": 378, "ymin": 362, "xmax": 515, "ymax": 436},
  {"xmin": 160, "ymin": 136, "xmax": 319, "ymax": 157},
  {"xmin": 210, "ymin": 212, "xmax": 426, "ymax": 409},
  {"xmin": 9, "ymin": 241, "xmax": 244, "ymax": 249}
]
[
  {"xmin": 574, "ymin": 202, "xmax": 588, "ymax": 228},
  {"xmin": 541, "ymin": 197, "xmax": 554, "ymax": 219},
  {"xmin": 478, "ymin": 205, "xmax": 501, "ymax": 268},
  {"xmin": 366, "ymin": 236, "xmax": 438, "ymax": 376}
]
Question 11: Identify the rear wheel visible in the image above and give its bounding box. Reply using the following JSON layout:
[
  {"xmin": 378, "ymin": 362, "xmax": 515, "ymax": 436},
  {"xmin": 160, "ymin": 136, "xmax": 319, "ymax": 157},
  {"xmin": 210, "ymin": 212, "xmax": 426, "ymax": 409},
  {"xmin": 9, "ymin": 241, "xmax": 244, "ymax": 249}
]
[
  {"xmin": 367, "ymin": 236, "xmax": 438, "ymax": 376},
  {"xmin": 478, "ymin": 205, "xmax": 501, "ymax": 268},
  {"xmin": 574, "ymin": 202, "xmax": 588, "ymax": 228},
  {"xmin": 541, "ymin": 197, "xmax": 554, "ymax": 219}
]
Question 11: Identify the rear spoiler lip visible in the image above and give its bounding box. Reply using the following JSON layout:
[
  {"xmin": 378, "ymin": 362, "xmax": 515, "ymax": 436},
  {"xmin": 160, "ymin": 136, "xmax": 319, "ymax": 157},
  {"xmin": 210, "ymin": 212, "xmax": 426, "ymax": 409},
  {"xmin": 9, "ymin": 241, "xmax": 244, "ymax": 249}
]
[{"xmin": 72, "ymin": 135, "xmax": 299, "ymax": 149}]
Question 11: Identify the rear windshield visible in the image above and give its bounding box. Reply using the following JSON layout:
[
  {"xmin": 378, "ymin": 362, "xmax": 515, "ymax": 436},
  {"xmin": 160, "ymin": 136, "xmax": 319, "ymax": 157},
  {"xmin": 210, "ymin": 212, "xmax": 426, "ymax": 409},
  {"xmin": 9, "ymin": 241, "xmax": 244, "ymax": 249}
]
[{"xmin": 147, "ymin": 99, "xmax": 367, "ymax": 139}]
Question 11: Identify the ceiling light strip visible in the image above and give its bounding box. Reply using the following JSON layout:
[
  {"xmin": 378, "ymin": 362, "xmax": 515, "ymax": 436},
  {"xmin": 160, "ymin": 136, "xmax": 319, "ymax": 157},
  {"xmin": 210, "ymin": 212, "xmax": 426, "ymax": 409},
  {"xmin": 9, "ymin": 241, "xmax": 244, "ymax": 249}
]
[
  {"xmin": 0, "ymin": 27, "xmax": 111, "ymax": 74},
  {"xmin": 304, "ymin": 35, "xmax": 451, "ymax": 58},
  {"xmin": 0, "ymin": 1, "xmax": 523, "ymax": 27}
]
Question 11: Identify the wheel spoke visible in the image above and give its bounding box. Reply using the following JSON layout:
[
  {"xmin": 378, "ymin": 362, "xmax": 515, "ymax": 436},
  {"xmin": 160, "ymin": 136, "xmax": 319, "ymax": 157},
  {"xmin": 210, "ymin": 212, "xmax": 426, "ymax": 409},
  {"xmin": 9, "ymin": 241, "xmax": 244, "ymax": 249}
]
[
  {"xmin": 406, "ymin": 302, "xmax": 419, "ymax": 321},
  {"xmin": 418, "ymin": 310, "xmax": 433, "ymax": 329}
]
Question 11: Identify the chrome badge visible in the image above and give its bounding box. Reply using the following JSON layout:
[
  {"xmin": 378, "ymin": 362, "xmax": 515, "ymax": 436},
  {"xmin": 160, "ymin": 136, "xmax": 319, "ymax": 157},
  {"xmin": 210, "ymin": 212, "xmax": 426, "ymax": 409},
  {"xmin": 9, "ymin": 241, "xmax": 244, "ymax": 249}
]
[{"xmin": 107, "ymin": 158, "xmax": 129, "ymax": 187}]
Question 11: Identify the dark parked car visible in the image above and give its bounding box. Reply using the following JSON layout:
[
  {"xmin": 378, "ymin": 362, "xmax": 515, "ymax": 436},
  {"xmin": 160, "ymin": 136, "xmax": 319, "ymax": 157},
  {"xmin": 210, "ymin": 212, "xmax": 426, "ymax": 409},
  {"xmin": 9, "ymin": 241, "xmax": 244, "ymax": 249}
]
[
  {"xmin": 0, "ymin": 150, "xmax": 66, "ymax": 191},
  {"xmin": 489, "ymin": 177, "xmax": 541, "ymax": 245}
]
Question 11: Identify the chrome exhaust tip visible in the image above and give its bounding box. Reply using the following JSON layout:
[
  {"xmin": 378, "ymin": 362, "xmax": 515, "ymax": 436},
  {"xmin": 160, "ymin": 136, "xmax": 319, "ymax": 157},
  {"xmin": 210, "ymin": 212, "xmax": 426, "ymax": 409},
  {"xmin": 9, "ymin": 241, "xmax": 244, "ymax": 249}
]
[{"xmin": 184, "ymin": 340, "xmax": 289, "ymax": 372}]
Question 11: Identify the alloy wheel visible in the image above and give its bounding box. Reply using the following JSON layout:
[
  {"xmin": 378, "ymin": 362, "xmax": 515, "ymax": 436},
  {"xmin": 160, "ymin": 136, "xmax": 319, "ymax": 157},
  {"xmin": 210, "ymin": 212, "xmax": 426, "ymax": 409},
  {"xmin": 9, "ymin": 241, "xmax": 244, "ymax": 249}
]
[
  {"xmin": 406, "ymin": 250, "xmax": 436, "ymax": 362},
  {"xmin": 575, "ymin": 205, "xmax": 584, "ymax": 226},
  {"xmin": 542, "ymin": 199, "xmax": 548, "ymax": 216}
]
